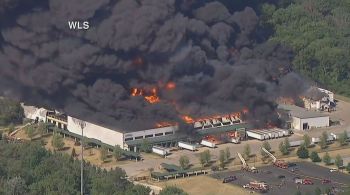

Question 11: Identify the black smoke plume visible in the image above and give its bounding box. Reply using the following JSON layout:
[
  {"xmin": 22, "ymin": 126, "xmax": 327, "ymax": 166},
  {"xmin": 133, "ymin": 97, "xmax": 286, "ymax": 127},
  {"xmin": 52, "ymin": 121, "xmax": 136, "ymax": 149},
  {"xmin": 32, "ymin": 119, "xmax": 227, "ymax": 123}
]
[{"xmin": 0, "ymin": 0, "xmax": 307, "ymax": 131}]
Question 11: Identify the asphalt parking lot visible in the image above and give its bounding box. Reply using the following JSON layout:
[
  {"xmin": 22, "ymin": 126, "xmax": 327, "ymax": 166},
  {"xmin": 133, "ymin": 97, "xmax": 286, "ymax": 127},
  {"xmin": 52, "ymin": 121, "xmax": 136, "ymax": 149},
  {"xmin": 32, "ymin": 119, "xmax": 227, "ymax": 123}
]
[{"xmin": 211, "ymin": 162, "xmax": 350, "ymax": 195}]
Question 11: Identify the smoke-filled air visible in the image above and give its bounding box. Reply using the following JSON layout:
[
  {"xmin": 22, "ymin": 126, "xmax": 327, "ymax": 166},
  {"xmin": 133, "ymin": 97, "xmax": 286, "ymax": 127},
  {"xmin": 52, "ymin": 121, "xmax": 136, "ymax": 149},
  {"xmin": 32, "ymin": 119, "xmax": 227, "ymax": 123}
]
[{"xmin": 0, "ymin": 0, "xmax": 308, "ymax": 132}]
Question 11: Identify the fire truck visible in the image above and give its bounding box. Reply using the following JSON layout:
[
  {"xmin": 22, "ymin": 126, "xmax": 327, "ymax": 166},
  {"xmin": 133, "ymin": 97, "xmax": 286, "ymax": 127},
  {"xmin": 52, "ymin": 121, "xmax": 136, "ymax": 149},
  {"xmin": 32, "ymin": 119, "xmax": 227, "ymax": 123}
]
[
  {"xmin": 294, "ymin": 178, "xmax": 313, "ymax": 185},
  {"xmin": 261, "ymin": 147, "xmax": 288, "ymax": 169},
  {"xmin": 237, "ymin": 152, "xmax": 258, "ymax": 173},
  {"xmin": 243, "ymin": 181, "xmax": 269, "ymax": 193}
]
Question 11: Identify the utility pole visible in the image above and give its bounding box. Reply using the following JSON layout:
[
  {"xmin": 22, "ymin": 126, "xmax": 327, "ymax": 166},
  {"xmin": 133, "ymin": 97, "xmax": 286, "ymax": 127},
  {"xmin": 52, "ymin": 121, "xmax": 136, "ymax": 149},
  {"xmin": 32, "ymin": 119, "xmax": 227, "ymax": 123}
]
[{"xmin": 73, "ymin": 118, "xmax": 86, "ymax": 195}]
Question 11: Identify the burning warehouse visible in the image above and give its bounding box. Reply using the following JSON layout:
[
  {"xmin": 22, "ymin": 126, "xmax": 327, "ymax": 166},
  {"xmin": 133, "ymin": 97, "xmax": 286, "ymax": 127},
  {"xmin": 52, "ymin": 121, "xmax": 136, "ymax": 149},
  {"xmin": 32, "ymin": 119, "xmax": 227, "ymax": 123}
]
[
  {"xmin": 22, "ymin": 105, "xmax": 249, "ymax": 152},
  {"xmin": 1, "ymin": 1, "xmax": 310, "ymax": 149}
]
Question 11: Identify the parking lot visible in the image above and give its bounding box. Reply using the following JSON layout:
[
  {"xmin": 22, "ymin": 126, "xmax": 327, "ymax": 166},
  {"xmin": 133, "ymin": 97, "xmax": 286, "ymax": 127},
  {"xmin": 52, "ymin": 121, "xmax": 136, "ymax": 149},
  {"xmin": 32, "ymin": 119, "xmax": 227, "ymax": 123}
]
[{"xmin": 211, "ymin": 162, "xmax": 350, "ymax": 195}]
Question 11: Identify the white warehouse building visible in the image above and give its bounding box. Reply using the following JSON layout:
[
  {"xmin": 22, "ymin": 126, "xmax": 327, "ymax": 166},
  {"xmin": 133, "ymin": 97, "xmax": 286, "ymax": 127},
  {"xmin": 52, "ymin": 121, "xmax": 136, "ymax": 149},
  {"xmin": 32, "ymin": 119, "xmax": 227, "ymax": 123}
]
[
  {"xmin": 279, "ymin": 104, "xmax": 329, "ymax": 130},
  {"xmin": 21, "ymin": 104, "xmax": 180, "ymax": 152}
]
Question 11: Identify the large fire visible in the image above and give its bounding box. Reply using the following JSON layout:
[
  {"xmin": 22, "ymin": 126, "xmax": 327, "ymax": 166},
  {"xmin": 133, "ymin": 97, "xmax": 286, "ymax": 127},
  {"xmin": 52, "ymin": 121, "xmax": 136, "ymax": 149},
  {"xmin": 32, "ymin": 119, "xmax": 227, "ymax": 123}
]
[
  {"xmin": 131, "ymin": 87, "xmax": 160, "ymax": 104},
  {"xmin": 130, "ymin": 83, "xmax": 249, "ymax": 127},
  {"xmin": 144, "ymin": 88, "xmax": 160, "ymax": 104}
]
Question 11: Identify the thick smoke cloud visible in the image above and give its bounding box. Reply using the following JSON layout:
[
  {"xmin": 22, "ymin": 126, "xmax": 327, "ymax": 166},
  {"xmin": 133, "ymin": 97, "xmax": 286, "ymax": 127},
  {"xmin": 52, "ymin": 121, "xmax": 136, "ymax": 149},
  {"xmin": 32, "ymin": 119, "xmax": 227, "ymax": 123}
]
[{"xmin": 0, "ymin": 0, "xmax": 306, "ymax": 131}]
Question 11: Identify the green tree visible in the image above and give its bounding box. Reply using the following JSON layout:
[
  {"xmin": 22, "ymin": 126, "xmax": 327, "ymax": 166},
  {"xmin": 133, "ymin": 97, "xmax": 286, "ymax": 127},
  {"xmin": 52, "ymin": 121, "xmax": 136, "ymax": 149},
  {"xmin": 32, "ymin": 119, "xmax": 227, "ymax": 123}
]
[
  {"xmin": 243, "ymin": 144, "xmax": 251, "ymax": 159},
  {"xmin": 322, "ymin": 152, "xmax": 332, "ymax": 165},
  {"xmin": 199, "ymin": 152, "xmax": 206, "ymax": 168},
  {"xmin": 159, "ymin": 186, "xmax": 188, "ymax": 195},
  {"xmin": 219, "ymin": 150, "xmax": 226, "ymax": 169},
  {"xmin": 338, "ymin": 131, "xmax": 348, "ymax": 146},
  {"xmin": 346, "ymin": 163, "xmax": 350, "ymax": 173},
  {"xmin": 335, "ymin": 154, "xmax": 343, "ymax": 168},
  {"xmin": 203, "ymin": 150, "xmax": 211, "ymax": 165},
  {"xmin": 261, "ymin": 141, "xmax": 271, "ymax": 159},
  {"xmin": 303, "ymin": 134, "xmax": 311, "ymax": 148},
  {"xmin": 0, "ymin": 98, "xmax": 24, "ymax": 126},
  {"xmin": 179, "ymin": 155, "xmax": 190, "ymax": 170},
  {"xmin": 51, "ymin": 133, "xmax": 64, "ymax": 151},
  {"xmin": 324, "ymin": 187, "xmax": 332, "ymax": 195},
  {"xmin": 319, "ymin": 131, "xmax": 328, "ymax": 149},
  {"xmin": 225, "ymin": 147, "xmax": 231, "ymax": 162},
  {"xmin": 25, "ymin": 125, "xmax": 36, "ymax": 140},
  {"xmin": 113, "ymin": 145, "xmax": 123, "ymax": 161},
  {"xmin": 296, "ymin": 145, "xmax": 309, "ymax": 159},
  {"xmin": 268, "ymin": 1, "xmax": 350, "ymax": 97},
  {"xmin": 279, "ymin": 141, "xmax": 289, "ymax": 155},
  {"xmin": 284, "ymin": 137, "xmax": 290, "ymax": 149},
  {"xmin": 100, "ymin": 146, "xmax": 108, "ymax": 162},
  {"xmin": 125, "ymin": 185, "xmax": 151, "ymax": 195},
  {"xmin": 4, "ymin": 176, "xmax": 27, "ymax": 195},
  {"xmin": 7, "ymin": 123, "xmax": 15, "ymax": 134},
  {"xmin": 314, "ymin": 187, "xmax": 321, "ymax": 195},
  {"xmin": 139, "ymin": 139, "xmax": 152, "ymax": 153},
  {"xmin": 37, "ymin": 122, "xmax": 47, "ymax": 137},
  {"xmin": 310, "ymin": 151, "xmax": 321, "ymax": 162}
]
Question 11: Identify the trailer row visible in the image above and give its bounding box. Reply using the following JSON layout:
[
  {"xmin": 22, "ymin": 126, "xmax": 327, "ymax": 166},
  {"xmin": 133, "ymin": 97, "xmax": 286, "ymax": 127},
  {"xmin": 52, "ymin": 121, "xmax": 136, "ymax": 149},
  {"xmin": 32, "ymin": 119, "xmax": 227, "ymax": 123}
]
[{"xmin": 246, "ymin": 128, "xmax": 290, "ymax": 140}]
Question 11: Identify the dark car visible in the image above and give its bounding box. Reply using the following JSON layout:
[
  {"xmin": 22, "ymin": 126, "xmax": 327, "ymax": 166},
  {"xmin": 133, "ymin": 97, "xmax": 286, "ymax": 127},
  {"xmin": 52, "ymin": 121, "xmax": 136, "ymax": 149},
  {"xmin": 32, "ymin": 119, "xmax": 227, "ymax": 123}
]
[
  {"xmin": 223, "ymin": 175, "xmax": 237, "ymax": 183},
  {"xmin": 278, "ymin": 175, "xmax": 286, "ymax": 179},
  {"xmin": 288, "ymin": 163, "xmax": 297, "ymax": 167}
]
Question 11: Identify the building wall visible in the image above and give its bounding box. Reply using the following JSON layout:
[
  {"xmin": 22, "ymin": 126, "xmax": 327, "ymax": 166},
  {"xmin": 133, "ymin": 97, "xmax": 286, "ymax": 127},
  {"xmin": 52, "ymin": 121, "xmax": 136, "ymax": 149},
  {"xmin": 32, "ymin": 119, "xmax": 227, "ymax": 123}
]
[
  {"xmin": 123, "ymin": 126, "xmax": 178, "ymax": 142},
  {"xmin": 292, "ymin": 116, "xmax": 329, "ymax": 130},
  {"xmin": 67, "ymin": 116, "xmax": 124, "ymax": 149},
  {"xmin": 21, "ymin": 104, "xmax": 48, "ymax": 122}
]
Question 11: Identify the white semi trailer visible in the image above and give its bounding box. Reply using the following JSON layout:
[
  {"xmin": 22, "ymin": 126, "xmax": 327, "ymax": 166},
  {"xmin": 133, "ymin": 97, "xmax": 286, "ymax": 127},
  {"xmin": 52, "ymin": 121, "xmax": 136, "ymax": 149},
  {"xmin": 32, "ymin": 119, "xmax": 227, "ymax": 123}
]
[
  {"xmin": 178, "ymin": 141, "xmax": 197, "ymax": 151},
  {"xmin": 152, "ymin": 146, "xmax": 170, "ymax": 157},
  {"xmin": 201, "ymin": 140, "xmax": 216, "ymax": 148},
  {"xmin": 231, "ymin": 137, "xmax": 240, "ymax": 144}
]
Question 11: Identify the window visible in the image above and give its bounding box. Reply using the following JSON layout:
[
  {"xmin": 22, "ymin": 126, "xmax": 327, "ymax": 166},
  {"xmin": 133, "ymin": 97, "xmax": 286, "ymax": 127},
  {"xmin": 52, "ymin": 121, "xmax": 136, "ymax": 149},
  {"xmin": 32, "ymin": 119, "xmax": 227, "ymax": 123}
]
[
  {"xmin": 145, "ymin": 134, "xmax": 153, "ymax": 138},
  {"xmin": 135, "ymin": 136, "xmax": 144, "ymax": 140},
  {"xmin": 125, "ymin": 137, "xmax": 133, "ymax": 141},
  {"xmin": 155, "ymin": 133, "xmax": 164, "ymax": 137},
  {"xmin": 164, "ymin": 131, "xmax": 173, "ymax": 135}
]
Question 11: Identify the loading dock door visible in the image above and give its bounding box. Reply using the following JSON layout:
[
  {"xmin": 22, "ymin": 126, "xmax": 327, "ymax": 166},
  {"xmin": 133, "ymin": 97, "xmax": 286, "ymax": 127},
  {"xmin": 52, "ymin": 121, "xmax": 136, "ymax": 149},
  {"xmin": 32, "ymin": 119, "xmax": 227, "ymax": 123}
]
[{"xmin": 303, "ymin": 123, "xmax": 309, "ymax": 130}]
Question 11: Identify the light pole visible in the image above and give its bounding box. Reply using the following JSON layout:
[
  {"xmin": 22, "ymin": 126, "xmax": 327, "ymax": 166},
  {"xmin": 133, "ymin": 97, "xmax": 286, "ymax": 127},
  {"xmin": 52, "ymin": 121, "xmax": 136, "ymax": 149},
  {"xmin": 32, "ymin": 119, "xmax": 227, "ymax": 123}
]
[{"xmin": 73, "ymin": 118, "xmax": 86, "ymax": 195}]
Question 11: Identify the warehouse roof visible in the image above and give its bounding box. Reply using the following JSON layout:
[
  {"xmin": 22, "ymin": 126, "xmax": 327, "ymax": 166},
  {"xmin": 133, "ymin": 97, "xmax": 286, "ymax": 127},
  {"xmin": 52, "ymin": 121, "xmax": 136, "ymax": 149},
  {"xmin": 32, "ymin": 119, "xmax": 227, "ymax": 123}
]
[{"xmin": 278, "ymin": 104, "xmax": 328, "ymax": 119}]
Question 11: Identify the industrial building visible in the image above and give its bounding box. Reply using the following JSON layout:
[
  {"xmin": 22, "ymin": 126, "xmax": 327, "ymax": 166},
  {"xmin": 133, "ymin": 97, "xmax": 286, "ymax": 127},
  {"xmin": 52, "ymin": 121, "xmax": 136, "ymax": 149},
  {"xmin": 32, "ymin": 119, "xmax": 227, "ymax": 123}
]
[
  {"xmin": 21, "ymin": 104, "xmax": 249, "ymax": 152},
  {"xmin": 278, "ymin": 104, "xmax": 330, "ymax": 130},
  {"xmin": 302, "ymin": 87, "xmax": 335, "ymax": 112}
]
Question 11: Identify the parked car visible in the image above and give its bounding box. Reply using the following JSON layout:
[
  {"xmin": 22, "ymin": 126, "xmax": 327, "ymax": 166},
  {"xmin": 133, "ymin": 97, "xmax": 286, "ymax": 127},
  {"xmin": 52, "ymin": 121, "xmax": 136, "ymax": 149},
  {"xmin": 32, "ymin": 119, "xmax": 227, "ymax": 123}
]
[
  {"xmin": 278, "ymin": 175, "xmax": 286, "ymax": 179},
  {"xmin": 223, "ymin": 175, "xmax": 237, "ymax": 183},
  {"xmin": 330, "ymin": 168, "xmax": 338, "ymax": 172}
]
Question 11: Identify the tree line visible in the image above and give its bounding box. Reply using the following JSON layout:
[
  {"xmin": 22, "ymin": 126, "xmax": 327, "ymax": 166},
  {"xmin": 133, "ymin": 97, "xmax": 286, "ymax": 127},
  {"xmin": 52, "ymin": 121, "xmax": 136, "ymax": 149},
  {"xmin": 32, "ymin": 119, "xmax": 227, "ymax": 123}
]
[
  {"xmin": 262, "ymin": 0, "xmax": 350, "ymax": 96},
  {"xmin": 0, "ymin": 140, "xmax": 186, "ymax": 195}
]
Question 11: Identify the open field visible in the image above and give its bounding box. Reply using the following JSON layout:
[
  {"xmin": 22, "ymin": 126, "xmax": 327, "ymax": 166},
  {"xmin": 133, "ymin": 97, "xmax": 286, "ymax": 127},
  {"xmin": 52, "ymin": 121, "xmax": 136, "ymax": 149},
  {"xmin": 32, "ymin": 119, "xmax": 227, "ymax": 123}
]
[
  {"xmin": 211, "ymin": 162, "xmax": 350, "ymax": 195},
  {"xmin": 152, "ymin": 175, "xmax": 249, "ymax": 195},
  {"xmin": 335, "ymin": 94, "xmax": 350, "ymax": 103}
]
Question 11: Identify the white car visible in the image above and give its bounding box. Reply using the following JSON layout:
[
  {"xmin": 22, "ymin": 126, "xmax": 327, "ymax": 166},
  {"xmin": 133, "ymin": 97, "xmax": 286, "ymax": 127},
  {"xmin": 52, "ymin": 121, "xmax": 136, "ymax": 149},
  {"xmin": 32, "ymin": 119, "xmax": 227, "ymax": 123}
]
[{"xmin": 330, "ymin": 168, "xmax": 338, "ymax": 172}]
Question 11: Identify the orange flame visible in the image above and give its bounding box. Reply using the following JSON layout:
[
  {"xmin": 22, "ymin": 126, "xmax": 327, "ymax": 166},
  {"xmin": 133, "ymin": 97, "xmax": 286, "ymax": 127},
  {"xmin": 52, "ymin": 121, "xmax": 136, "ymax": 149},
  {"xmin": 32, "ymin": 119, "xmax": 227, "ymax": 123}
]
[
  {"xmin": 165, "ymin": 82, "xmax": 176, "ymax": 90},
  {"xmin": 130, "ymin": 87, "xmax": 160, "ymax": 104},
  {"xmin": 144, "ymin": 88, "xmax": 160, "ymax": 104},
  {"xmin": 181, "ymin": 115, "xmax": 194, "ymax": 124},
  {"xmin": 156, "ymin": 121, "xmax": 177, "ymax": 128},
  {"xmin": 131, "ymin": 88, "xmax": 143, "ymax": 96}
]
